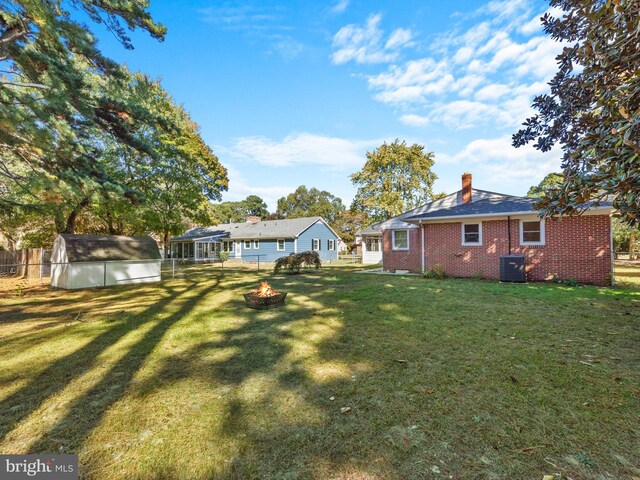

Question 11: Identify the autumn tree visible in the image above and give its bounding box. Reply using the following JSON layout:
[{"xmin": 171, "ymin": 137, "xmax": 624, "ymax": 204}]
[
  {"xmin": 351, "ymin": 139, "xmax": 438, "ymax": 222},
  {"xmin": 512, "ymin": 0, "xmax": 640, "ymax": 224},
  {"xmin": 276, "ymin": 186, "xmax": 345, "ymax": 223},
  {"xmin": 332, "ymin": 209, "xmax": 369, "ymax": 252},
  {"xmin": 209, "ymin": 196, "xmax": 270, "ymax": 224}
]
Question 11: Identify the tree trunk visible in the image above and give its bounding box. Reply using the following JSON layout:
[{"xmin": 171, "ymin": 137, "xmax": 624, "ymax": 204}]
[
  {"xmin": 164, "ymin": 230, "xmax": 169, "ymax": 258},
  {"xmin": 62, "ymin": 198, "xmax": 90, "ymax": 234},
  {"xmin": 630, "ymin": 230, "xmax": 636, "ymax": 261}
]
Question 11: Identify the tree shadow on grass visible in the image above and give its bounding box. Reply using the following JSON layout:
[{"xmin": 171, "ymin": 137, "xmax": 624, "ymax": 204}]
[{"xmin": 0, "ymin": 276, "xmax": 220, "ymax": 449}]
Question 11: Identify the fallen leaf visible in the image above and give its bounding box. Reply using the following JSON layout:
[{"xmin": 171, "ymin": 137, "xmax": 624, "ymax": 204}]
[
  {"xmin": 424, "ymin": 388, "xmax": 436, "ymax": 395},
  {"xmin": 340, "ymin": 407, "xmax": 351, "ymax": 414}
]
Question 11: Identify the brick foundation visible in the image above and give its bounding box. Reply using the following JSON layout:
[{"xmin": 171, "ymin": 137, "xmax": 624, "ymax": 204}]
[{"xmin": 382, "ymin": 215, "xmax": 611, "ymax": 286}]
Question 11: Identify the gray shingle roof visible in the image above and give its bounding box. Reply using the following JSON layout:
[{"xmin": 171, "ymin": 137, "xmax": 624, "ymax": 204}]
[
  {"xmin": 170, "ymin": 216, "xmax": 332, "ymax": 242},
  {"xmin": 59, "ymin": 234, "xmax": 161, "ymax": 262}
]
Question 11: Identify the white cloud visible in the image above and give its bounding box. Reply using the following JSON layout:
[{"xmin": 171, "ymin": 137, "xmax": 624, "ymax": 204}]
[
  {"xmin": 345, "ymin": 0, "xmax": 567, "ymax": 130},
  {"xmin": 227, "ymin": 132, "xmax": 379, "ymax": 169},
  {"xmin": 330, "ymin": 0, "xmax": 349, "ymax": 14},
  {"xmin": 385, "ymin": 28, "xmax": 414, "ymax": 50},
  {"xmin": 435, "ymin": 136, "xmax": 562, "ymax": 194},
  {"xmin": 399, "ymin": 114, "xmax": 429, "ymax": 127},
  {"xmin": 331, "ymin": 14, "xmax": 414, "ymax": 65}
]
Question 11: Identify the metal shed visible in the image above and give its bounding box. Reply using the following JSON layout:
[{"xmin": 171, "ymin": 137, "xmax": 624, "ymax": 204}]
[{"xmin": 50, "ymin": 234, "xmax": 162, "ymax": 289}]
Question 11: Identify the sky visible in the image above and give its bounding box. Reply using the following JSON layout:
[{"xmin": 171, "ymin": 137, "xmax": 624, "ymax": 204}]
[{"xmin": 96, "ymin": 0, "xmax": 565, "ymax": 211}]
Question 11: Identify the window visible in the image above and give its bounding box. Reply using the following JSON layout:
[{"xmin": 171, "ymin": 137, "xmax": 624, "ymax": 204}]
[
  {"xmin": 462, "ymin": 223, "xmax": 481, "ymax": 245},
  {"xmin": 222, "ymin": 241, "xmax": 231, "ymax": 252},
  {"xmin": 392, "ymin": 230, "xmax": 409, "ymax": 250},
  {"xmin": 328, "ymin": 239, "xmax": 335, "ymax": 250},
  {"xmin": 520, "ymin": 219, "xmax": 544, "ymax": 245},
  {"xmin": 365, "ymin": 238, "xmax": 380, "ymax": 252},
  {"xmin": 312, "ymin": 238, "xmax": 320, "ymax": 250},
  {"xmin": 277, "ymin": 239, "xmax": 285, "ymax": 251},
  {"xmin": 253, "ymin": 240, "xmax": 259, "ymax": 249},
  {"xmin": 244, "ymin": 240, "xmax": 251, "ymax": 249}
]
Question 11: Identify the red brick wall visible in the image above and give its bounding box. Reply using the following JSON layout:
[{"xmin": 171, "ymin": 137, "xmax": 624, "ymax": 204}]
[
  {"xmin": 382, "ymin": 228, "xmax": 422, "ymax": 272},
  {"xmin": 383, "ymin": 215, "xmax": 612, "ymax": 286}
]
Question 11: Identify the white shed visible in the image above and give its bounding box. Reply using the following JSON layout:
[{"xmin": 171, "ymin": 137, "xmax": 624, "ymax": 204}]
[{"xmin": 51, "ymin": 234, "xmax": 162, "ymax": 289}]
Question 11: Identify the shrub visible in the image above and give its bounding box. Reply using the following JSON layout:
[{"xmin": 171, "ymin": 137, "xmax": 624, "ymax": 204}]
[
  {"xmin": 423, "ymin": 264, "xmax": 447, "ymax": 279},
  {"xmin": 274, "ymin": 251, "xmax": 321, "ymax": 274}
]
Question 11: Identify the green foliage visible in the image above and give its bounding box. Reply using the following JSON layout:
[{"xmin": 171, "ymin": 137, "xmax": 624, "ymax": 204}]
[
  {"xmin": 351, "ymin": 139, "xmax": 438, "ymax": 222},
  {"xmin": 273, "ymin": 251, "xmax": 322, "ymax": 275},
  {"xmin": 331, "ymin": 210, "xmax": 369, "ymax": 252},
  {"xmin": 423, "ymin": 264, "xmax": 447, "ymax": 279},
  {"xmin": 218, "ymin": 251, "xmax": 230, "ymax": 263},
  {"xmin": 613, "ymin": 217, "xmax": 639, "ymax": 254},
  {"xmin": 527, "ymin": 173, "xmax": 564, "ymax": 198},
  {"xmin": 276, "ymin": 186, "xmax": 345, "ymax": 223},
  {"xmin": 209, "ymin": 196, "xmax": 269, "ymax": 224},
  {"xmin": 513, "ymin": 0, "xmax": 640, "ymax": 224},
  {"xmin": 0, "ymin": 1, "xmax": 167, "ymax": 210}
]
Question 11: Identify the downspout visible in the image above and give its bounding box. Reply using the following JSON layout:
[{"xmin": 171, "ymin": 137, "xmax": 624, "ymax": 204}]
[
  {"xmin": 610, "ymin": 214, "xmax": 614, "ymax": 287},
  {"xmin": 421, "ymin": 221, "xmax": 425, "ymax": 273},
  {"xmin": 507, "ymin": 216, "xmax": 512, "ymax": 255}
]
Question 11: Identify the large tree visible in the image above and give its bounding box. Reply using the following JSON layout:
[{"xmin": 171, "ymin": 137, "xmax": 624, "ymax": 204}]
[
  {"xmin": 208, "ymin": 195, "xmax": 270, "ymax": 224},
  {"xmin": 512, "ymin": 0, "xmax": 640, "ymax": 224},
  {"xmin": 527, "ymin": 172, "xmax": 565, "ymax": 198},
  {"xmin": 351, "ymin": 139, "xmax": 437, "ymax": 222},
  {"xmin": 0, "ymin": 1, "xmax": 168, "ymax": 212},
  {"xmin": 276, "ymin": 186, "xmax": 345, "ymax": 223}
]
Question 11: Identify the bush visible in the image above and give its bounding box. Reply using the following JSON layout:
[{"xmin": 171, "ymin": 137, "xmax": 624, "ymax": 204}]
[
  {"xmin": 274, "ymin": 251, "xmax": 321, "ymax": 274},
  {"xmin": 423, "ymin": 264, "xmax": 447, "ymax": 279}
]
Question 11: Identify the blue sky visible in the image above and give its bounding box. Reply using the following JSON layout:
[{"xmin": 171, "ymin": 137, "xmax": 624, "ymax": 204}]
[{"xmin": 98, "ymin": 0, "xmax": 565, "ymax": 211}]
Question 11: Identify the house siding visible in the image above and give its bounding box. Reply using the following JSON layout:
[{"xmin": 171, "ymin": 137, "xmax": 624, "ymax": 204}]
[
  {"xmin": 382, "ymin": 215, "xmax": 611, "ymax": 285},
  {"xmin": 297, "ymin": 221, "xmax": 339, "ymax": 262},
  {"xmin": 237, "ymin": 238, "xmax": 295, "ymax": 262}
]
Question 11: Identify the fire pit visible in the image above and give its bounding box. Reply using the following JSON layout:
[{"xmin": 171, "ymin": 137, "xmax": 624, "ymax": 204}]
[{"xmin": 244, "ymin": 281, "xmax": 287, "ymax": 310}]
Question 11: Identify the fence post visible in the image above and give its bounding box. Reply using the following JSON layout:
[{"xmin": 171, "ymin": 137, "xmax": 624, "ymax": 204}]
[
  {"xmin": 172, "ymin": 258, "xmax": 175, "ymax": 279},
  {"xmin": 257, "ymin": 255, "xmax": 260, "ymax": 272},
  {"xmin": 39, "ymin": 248, "xmax": 43, "ymax": 282},
  {"xmin": 104, "ymin": 261, "xmax": 107, "ymax": 287}
]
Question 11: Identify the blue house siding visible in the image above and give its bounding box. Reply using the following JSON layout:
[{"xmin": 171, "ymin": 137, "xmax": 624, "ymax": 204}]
[
  {"xmin": 239, "ymin": 238, "xmax": 295, "ymax": 262},
  {"xmin": 297, "ymin": 221, "xmax": 339, "ymax": 262}
]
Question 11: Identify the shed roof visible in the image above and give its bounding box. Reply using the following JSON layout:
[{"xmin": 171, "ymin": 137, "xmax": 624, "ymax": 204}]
[
  {"xmin": 171, "ymin": 216, "xmax": 337, "ymax": 242},
  {"xmin": 58, "ymin": 234, "xmax": 161, "ymax": 262}
]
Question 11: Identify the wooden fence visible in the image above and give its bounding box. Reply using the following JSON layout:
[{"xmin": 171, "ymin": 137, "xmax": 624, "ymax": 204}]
[{"xmin": 0, "ymin": 249, "xmax": 50, "ymax": 279}]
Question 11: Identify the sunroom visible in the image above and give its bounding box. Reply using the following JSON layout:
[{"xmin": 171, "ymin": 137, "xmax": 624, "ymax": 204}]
[{"xmin": 169, "ymin": 231, "xmax": 231, "ymax": 261}]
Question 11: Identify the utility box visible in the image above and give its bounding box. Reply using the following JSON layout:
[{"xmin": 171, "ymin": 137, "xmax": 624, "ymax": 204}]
[{"xmin": 500, "ymin": 255, "xmax": 526, "ymax": 282}]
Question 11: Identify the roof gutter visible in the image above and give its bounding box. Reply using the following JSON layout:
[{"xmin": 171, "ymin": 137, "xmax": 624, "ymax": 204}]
[{"xmin": 407, "ymin": 206, "xmax": 613, "ymax": 224}]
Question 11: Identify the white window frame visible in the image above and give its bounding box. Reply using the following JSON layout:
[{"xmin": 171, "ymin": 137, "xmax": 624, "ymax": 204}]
[
  {"xmin": 520, "ymin": 219, "xmax": 545, "ymax": 246},
  {"xmin": 253, "ymin": 239, "xmax": 259, "ymax": 249},
  {"xmin": 328, "ymin": 239, "xmax": 335, "ymax": 250},
  {"xmin": 392, "ymin": 229, "xmax": 409, "ymax": 251},
  {"xmin": 462, "ymin": 222, "xmax": 482, "ymax": 246},
  {"xmin": 244, "ymin": 240, "xmax": 251, "ymax": 249},
  {"xmin": 277, "ymin": 239, "xmax": 285, "ymax": 251},
  {"xmin": 312, "ymin": 238, "xmax": 320, "ymax": 251}
]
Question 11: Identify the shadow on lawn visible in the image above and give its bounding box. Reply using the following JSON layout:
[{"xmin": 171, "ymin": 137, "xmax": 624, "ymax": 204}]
[{"xmin": 0, "ymin": 275, "xmax": 220, "ymax": 450}]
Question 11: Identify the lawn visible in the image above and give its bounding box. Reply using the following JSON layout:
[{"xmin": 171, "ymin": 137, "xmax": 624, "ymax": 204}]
[{"xmin": 1, "ymin": 264, "xmax": 639, "ymax": 480}]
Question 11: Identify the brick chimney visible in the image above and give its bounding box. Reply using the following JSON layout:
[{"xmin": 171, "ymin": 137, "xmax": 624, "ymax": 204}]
[
  {"xmin": 246, "ymin": 216, "xmax": 261, "ymax": 224},
  {"xmin": 461, "ymin": 172, "xmax": 472, "ymax": 204}
]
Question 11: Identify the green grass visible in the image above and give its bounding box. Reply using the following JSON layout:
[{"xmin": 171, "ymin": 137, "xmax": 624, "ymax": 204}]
[{"xmin": 1, "ymin": 265, "xmax": 639, "ymax": 479}]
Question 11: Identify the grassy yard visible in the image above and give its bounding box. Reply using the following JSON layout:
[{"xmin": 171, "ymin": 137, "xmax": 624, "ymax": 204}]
[{"xmin": 0, "ymin": 264, "xmax": 639, "ymax": 479}]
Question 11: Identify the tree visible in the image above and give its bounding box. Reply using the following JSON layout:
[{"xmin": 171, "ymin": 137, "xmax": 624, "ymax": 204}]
[
  {"xmin": 332, "ymin": 210, "xmax": 369, "ymax": 252},
  {"xmin": 512, "ymin": 0, "xmax": 640, "ymax": 224},
  {"xmin": 209, "ymin": 195, "xmax": 270, "ymax": 224},
  {"xmin": 276, "ymin": 186, "xmax": 345, "ymax": 223},
  {"xmin": 527, "ymin": 173, "xmax": 565, "ymax": 198},
  {"xmin": 351, "ymin": 139, "xmax": 438, "ymax": 222},
  {"xmin": 243, "ymin": 195, "xmax": 269, "ymax": 218},
  {"xmin": 0, "ymin": 1, "xmax": 168, "ymax": 212}
]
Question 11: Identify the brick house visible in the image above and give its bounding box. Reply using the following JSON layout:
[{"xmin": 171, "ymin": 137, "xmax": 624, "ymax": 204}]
[{"xmin": 378, "ymin": 173, "xmax": 613, "ymax": 286}]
